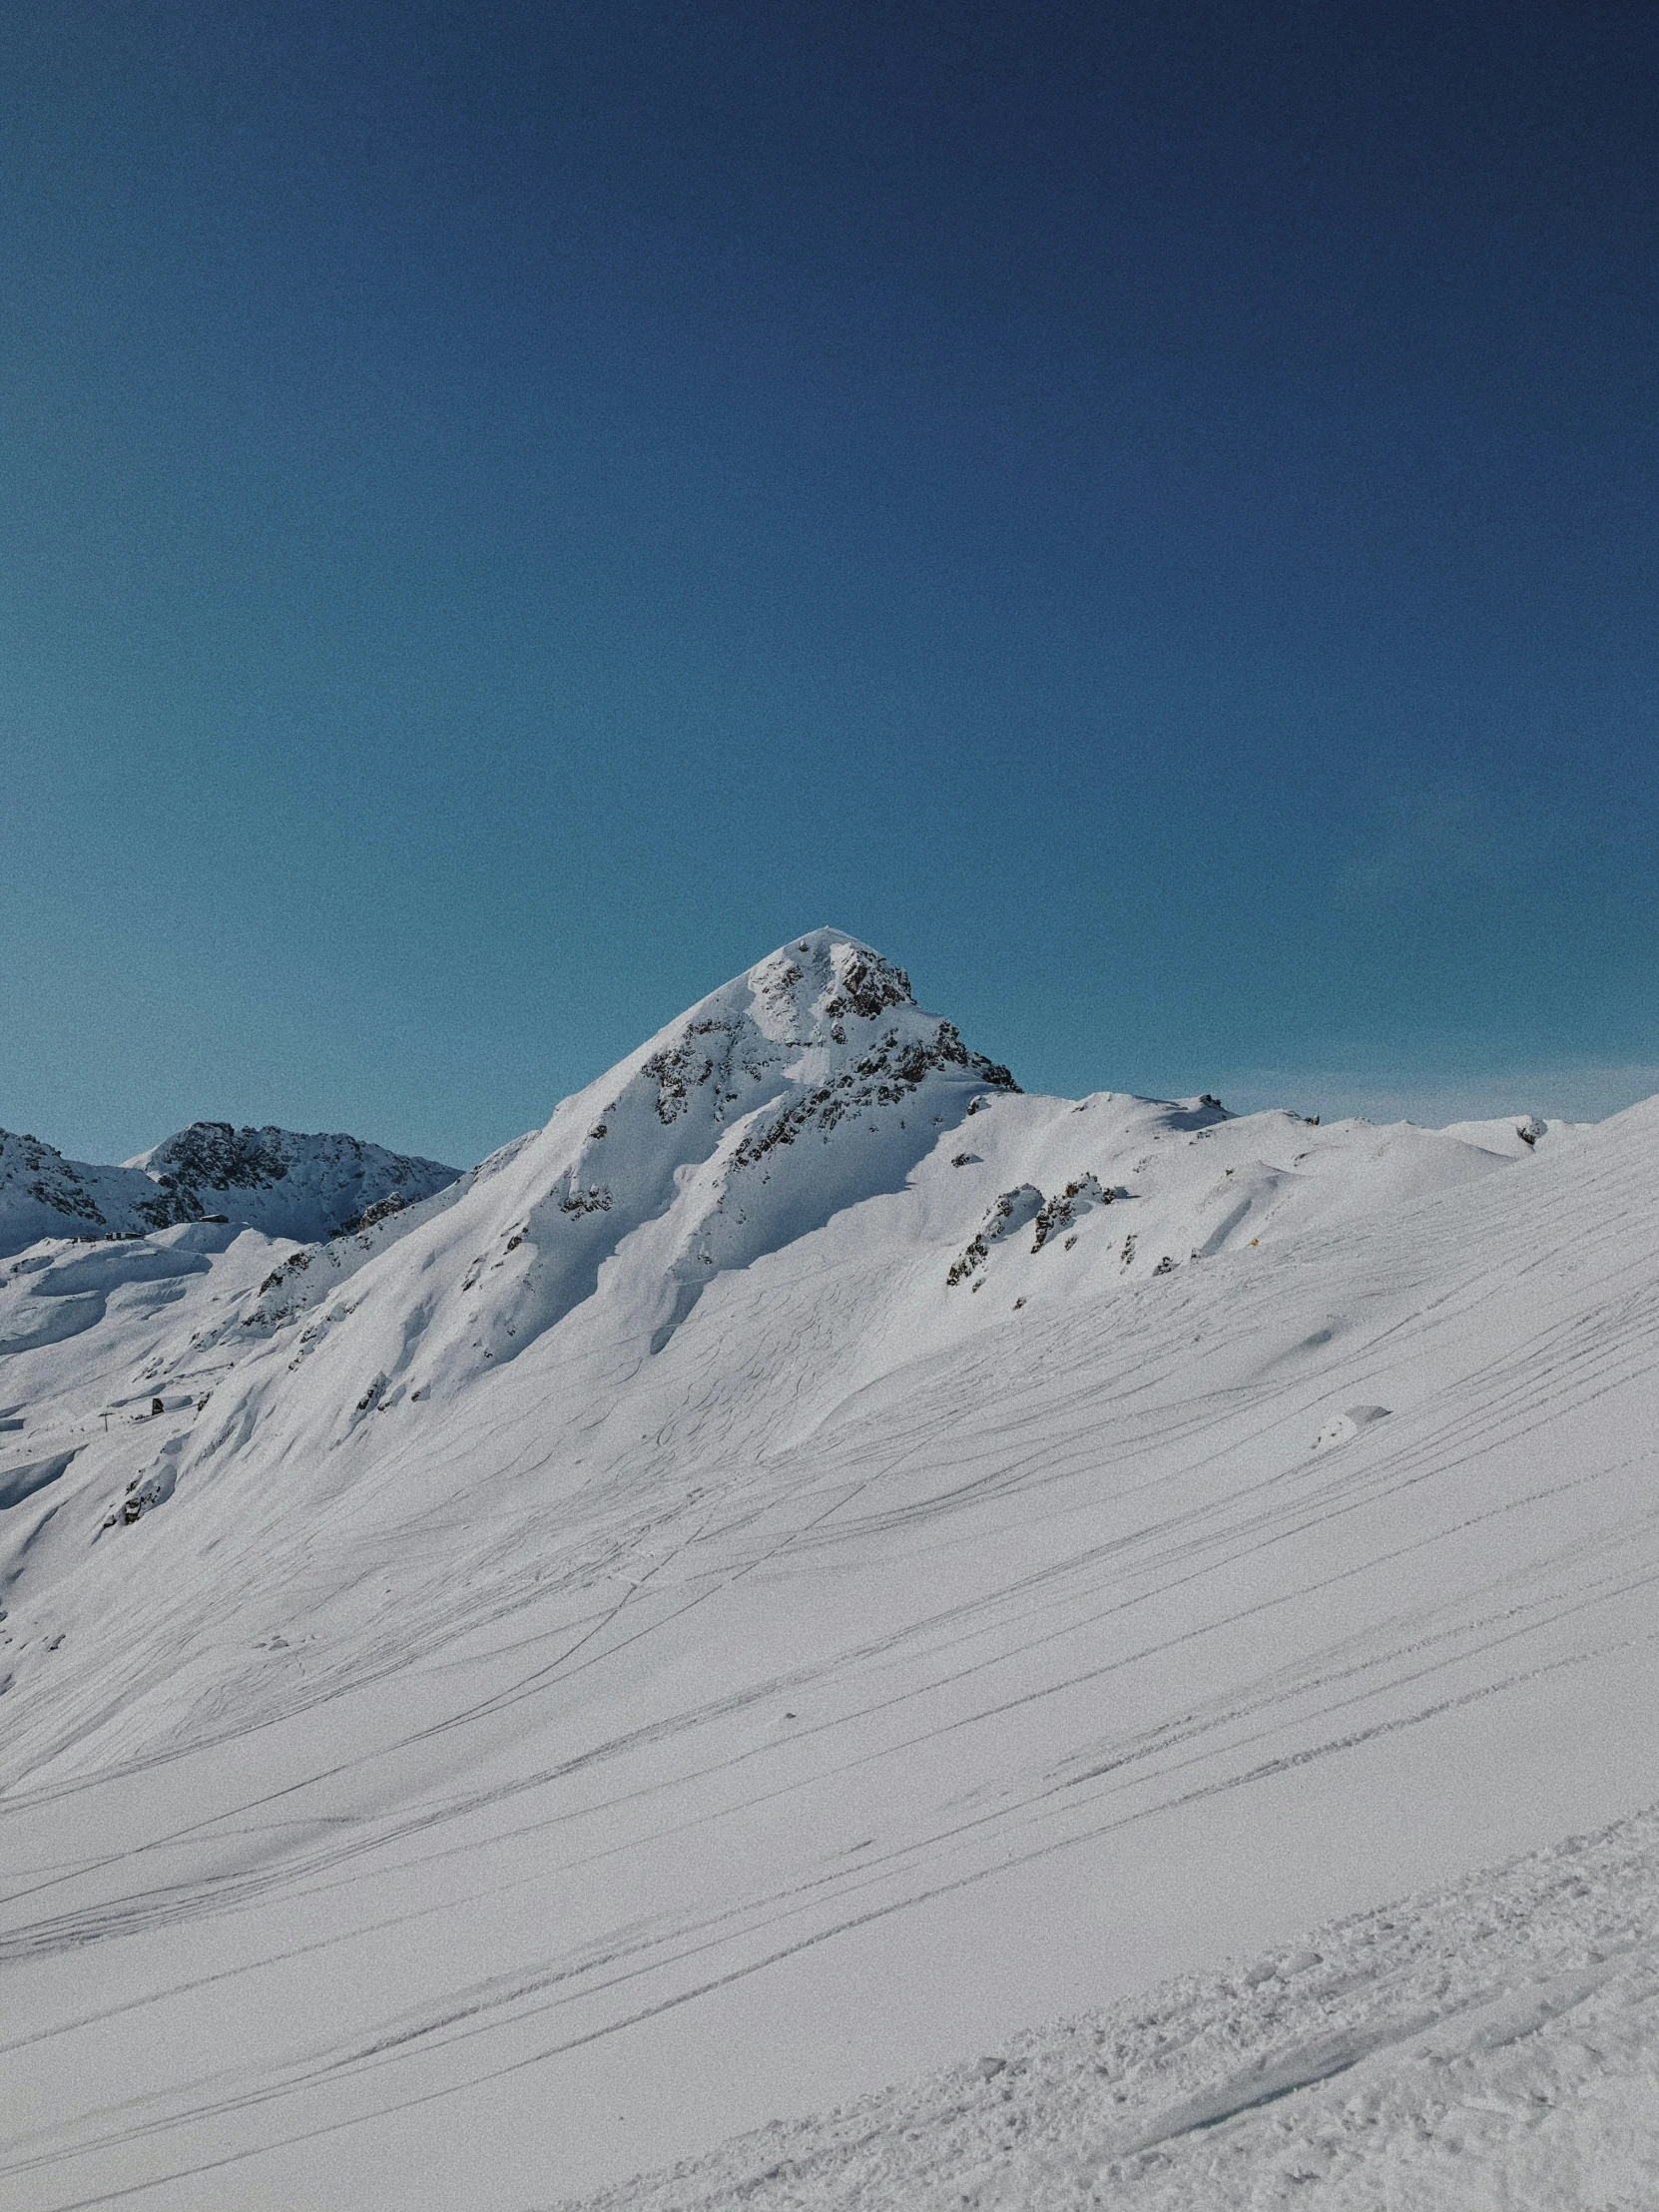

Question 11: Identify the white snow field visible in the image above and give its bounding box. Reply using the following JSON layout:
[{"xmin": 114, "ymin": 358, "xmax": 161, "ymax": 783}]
[
  {"xmin": 565, "ymin": 1803, "xmax": 1659, "ymax": 2212},
  {"xmin": 1, "ymin": 928, "xmax": 1655, "ymax": 2210}
]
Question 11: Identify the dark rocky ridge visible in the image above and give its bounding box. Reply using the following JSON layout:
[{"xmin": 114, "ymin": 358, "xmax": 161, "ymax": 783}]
[{"xmin": 0, "ymin": 1122, "xmax": 459, "ymax": 1258}]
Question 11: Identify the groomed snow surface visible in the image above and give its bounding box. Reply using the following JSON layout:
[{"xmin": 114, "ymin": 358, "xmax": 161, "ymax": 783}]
[{"xmin": 1, "ymin": 930, "xmax": 1655, "ymax": 2210}]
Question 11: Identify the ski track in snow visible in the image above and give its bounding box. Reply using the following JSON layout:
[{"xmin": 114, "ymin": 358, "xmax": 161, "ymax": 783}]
[
  {"xmin": 559, "ymin": 1802, "xmax": 1659, "ymax": 2212},
  {"xmin": 0, "ymin": 930, "xmax": 1654, "ymax": 2209}
]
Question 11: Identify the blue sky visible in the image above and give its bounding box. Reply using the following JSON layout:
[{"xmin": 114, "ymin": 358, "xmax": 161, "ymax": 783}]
[{"xmin": 3, "ymin": 2, "xmax": 1656, "ymax": 1167}]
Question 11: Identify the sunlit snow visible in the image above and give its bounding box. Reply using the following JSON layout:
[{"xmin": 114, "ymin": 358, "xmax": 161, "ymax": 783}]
[{"xmin": 1, "ymin": 929, "xmax": 1653, "ymax": 2211}]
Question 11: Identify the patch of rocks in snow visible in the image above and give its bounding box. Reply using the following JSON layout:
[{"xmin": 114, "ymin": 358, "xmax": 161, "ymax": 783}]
[{"xmin": 947, "ymin": 1185, "xmax": 1045, "ymax": 1286}]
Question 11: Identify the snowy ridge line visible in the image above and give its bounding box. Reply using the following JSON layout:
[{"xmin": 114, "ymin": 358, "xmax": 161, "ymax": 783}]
[{"xmin": 556, "ymin": 1802, "xmax": 1659, "ymax": 2210}]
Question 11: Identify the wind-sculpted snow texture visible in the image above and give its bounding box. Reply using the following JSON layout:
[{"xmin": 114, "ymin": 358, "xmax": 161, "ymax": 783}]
[
  {"xmin": 563, "ymin": 1805, "xmax": 1659, "ymax": 2212},
  {"xmin": 0, "ymin": 927, "xmax": 1652, "ymax": 2212},
  {"xmin": 0, "ymin": 1123, "xmax": 457, "ymax": 1256}
]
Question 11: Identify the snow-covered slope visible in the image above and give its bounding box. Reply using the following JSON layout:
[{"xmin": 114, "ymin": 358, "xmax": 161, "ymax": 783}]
[
  {"xmin": 567, "ymin": 1802, "xmax": 1659, "ymax": 2212},
  {"xmin": 0, "ymin": 1122, "xmax": 457, "ymax": 1258},
  {"xmin": 1, "ymin": 928, "xmax": 1655, "ymax": 2212}
]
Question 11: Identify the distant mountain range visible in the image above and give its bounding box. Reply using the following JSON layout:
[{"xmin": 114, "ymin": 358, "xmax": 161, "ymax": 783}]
[{"xmin": 0, "ymin": 1120, "xmax": 458, "ymax": 1256}]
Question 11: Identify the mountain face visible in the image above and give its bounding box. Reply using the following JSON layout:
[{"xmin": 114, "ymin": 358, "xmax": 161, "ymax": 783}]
[
  {"xmin": 0, "ymin": 1121, "xmax": 457, "ymax": 1257},
  {"xmin": 229, "ymin": 930, "xmax": 1023, "ymax": 1402},
  {"xmin": 0, "ymin": 926, "xmax": 1644, "ymax": 2212}
]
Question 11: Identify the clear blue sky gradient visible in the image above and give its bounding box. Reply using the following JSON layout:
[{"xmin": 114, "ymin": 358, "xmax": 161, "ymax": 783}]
[{"xmin": 3, "ymin": 3, "xmax": 1656, "ymax": 1166}]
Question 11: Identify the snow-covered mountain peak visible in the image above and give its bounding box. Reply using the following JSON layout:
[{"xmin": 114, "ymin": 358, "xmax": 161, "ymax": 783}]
[
  {"xmin": 125, "ymin": 1121, "xmax": 457, "ymax": 1242},
  {"xmin": 0, "ymin": 1121, "xmax": 458, "ymax": 1257},
  {"xmin": 741, "ymin": 927, "xmax": 916, "ymax": 1043},
  {"xmin": 228, "ymin": 931, "xmax": 1022, "ymax": 1395},
  {"xmin": 629, "ymin": 926, "xmax": 984, "ymax": 1087}
]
